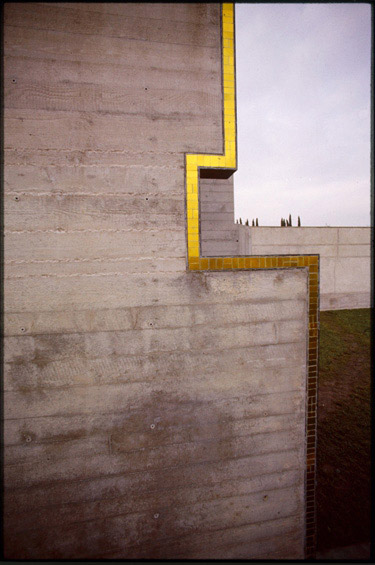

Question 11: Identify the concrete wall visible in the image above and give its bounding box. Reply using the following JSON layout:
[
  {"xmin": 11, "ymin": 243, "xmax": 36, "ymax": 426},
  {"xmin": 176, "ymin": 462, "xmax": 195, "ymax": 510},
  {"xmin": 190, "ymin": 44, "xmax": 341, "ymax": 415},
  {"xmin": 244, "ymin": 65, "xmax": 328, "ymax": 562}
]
[
  {"xmin": 199, "ymin": 169, "xmax": 370, "ymax": 312},
  {"xmin": 4, "ymin": 3, "xmax": 309, "ymax": 559},
  {"xmin": 200, "ymin": 176, "xmax": 239, "ymax": 256},
  {"xmin": 239, "ymin": 227, "xmax": 371, "ymax": 310}
]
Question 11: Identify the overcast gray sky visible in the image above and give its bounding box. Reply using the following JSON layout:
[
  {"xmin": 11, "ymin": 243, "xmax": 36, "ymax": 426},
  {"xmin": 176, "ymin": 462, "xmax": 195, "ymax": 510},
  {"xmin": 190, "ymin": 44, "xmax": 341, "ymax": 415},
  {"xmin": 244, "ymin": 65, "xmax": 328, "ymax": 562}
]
[{"xmin": 234, "ymin": 3, "xmax": 371, "ymax": 226}]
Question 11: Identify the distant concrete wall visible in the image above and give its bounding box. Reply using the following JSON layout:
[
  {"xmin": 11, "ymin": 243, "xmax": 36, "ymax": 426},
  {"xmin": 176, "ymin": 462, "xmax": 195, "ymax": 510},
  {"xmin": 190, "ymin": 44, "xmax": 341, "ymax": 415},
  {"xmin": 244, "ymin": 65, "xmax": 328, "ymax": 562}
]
[
  {"xmin": 237, "ymin": 223, "xmax": 251, "ymax": 255},
  {"xmin": 240, "ymin": 227, "xmax": 371, "ymax": 310},
  {"xmin": 4, "ymin": 3, "xmax": 309, "ymax": 560}
]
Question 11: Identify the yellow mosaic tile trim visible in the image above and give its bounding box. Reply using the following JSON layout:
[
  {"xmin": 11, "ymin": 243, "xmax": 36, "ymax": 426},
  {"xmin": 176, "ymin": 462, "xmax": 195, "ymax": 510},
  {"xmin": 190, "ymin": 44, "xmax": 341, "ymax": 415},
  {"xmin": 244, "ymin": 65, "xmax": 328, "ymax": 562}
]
[
  {"xmin": 185, "ymin": 3, "xmax": 319, "ymax": 557},
  {"xmin": 186, "ymin": 2, "xmax": 236, "ymax": 261}
]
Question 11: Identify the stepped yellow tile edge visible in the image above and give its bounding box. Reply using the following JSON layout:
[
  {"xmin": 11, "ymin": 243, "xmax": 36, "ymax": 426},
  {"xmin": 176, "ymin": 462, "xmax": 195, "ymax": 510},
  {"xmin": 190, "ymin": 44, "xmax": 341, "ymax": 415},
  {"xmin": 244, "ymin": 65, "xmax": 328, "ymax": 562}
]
[
  {"xmin": 184, "ymin": 3, "xmax": 319, "ymax": 559},
  {"xmin": 186, "ymin": 2, "xmax": 236, "ymax": 261}
]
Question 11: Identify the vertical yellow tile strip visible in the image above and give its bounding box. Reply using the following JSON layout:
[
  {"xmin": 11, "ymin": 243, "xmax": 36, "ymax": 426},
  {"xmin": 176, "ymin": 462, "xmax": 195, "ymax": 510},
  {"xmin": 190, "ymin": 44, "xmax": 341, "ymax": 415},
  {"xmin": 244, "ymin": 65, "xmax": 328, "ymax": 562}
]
[
  {"xmin": 186, "ymin": 2, "xmax": 237, "ymax": 264},
  {"xmin": 185, "ymin": 3, "xmax": 318, "ymax": 557}
]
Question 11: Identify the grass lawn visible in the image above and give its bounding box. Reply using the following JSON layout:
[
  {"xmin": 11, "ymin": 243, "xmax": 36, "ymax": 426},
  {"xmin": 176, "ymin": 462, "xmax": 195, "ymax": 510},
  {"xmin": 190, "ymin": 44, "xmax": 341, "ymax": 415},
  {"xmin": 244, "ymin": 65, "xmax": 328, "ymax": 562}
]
[{"xmin": 316, "ymin": 308, "xmax": 371, "ymax": 551}]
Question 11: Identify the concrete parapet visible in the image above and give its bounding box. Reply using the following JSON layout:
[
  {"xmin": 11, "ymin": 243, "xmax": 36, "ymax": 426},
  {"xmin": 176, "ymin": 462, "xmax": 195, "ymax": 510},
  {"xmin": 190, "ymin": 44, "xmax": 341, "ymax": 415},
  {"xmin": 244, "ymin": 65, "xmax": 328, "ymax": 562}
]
[
  {"xmin": 337, "ymin": 227, "xmax": 371, "ymax": 244},
  {"xmin": 250, "ymin": 227, "xmax": 339, "ymax": 246}
]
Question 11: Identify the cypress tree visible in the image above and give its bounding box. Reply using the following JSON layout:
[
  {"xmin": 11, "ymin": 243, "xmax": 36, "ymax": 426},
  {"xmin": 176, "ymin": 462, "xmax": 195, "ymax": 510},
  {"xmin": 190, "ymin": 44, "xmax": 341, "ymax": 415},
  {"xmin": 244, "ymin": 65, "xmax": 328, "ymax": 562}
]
[
  {"xmin": 256, "ymin": 218, "xmax": 258, "ymax": 226},
  {"xmin": 239, "ymin": 217, "xmax": 242, "ymax": 224},
  {"xmin": 289, "ymin": 213, "xmax": 292, "ymax": 226}
]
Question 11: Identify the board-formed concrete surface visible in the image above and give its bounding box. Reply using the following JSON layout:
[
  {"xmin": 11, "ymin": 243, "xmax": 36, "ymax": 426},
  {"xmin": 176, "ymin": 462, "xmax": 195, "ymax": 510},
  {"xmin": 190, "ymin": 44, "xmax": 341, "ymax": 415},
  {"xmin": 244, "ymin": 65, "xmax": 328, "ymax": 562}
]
[
  {"xmin": 200, "ymin": 177, "xmax": 239, "ymax": 257},
  {"xmin": 198, "ymin": 175, "xmax": 369, "ymax": 312},
  {"xmin": 238, "ymin": 226, "xmax": 371, "ymax": 310},
  {"xmin": 4, "ymin": 3, "xmax": 311, "ymax": 559}
]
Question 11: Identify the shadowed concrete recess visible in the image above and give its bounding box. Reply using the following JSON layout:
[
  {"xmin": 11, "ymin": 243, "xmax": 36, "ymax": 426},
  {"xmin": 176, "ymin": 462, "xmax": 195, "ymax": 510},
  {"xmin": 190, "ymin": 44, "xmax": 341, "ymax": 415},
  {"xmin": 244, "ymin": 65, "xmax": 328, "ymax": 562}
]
[{"xmin": 4, "ymin": 3, "xmax": 313, "ymax": 559}]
